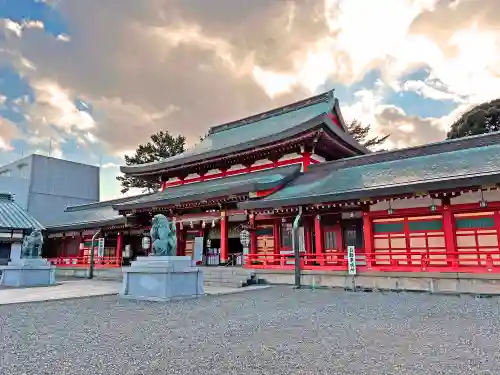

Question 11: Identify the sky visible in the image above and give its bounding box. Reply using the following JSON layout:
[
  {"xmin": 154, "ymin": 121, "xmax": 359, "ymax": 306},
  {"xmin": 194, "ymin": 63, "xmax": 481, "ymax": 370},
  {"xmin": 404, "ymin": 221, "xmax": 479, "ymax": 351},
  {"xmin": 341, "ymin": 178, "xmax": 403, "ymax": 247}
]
[{"xmin": 0, "ymin": 0, "xmax": 499, "ymax": 200}]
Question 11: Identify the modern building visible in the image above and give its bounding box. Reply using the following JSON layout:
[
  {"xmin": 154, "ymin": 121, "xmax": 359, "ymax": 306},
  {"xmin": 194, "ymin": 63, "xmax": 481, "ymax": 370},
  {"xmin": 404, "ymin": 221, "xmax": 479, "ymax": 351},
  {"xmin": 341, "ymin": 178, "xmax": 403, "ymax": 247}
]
[
  {"xmin": 0, "ymin": 154, "xmax": 100, "ymax": 225},
  {"xmin": 0, "ymin": 193, "xmax": 44, "ymax": 265},
  {"xmin": 42, "ymin": 90, "xmax": 500, "ymax": 287}
]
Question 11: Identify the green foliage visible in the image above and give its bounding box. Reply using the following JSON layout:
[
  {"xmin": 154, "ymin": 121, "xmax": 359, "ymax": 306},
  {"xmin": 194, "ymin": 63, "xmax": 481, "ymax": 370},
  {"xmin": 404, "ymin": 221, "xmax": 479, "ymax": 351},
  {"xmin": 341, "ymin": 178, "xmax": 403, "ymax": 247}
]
[
  {"xmin": 116, "ymin": 131, "xmax": 186, "ymax": 194},
  {"xmin": 347, "ymin": 119, "xmax": 390, "ymax": 149},
  {"xmin": 447, "ymin": 98, "xmax": 500, "ymax": 139}
]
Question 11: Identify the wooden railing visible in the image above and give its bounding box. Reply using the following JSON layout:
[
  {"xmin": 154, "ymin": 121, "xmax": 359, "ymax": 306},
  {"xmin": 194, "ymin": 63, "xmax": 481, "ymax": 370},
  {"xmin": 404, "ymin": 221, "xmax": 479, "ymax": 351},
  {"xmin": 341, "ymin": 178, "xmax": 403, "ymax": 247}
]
[
  {"xmin": 244, "ymin": 250, "xmax": 500, "ymax": 274},
  {"xmin": 47, "ymin": 256, "xmax": 122, "ymax": 268}
]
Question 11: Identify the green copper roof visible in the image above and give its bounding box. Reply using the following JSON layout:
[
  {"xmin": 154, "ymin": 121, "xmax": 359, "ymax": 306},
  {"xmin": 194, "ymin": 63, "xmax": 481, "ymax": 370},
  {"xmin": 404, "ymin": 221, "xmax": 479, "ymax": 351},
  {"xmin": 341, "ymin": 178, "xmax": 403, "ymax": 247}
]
[
  {"xmin": 45, "ymin": 195, "xmax": 148, "ymax": 231},
  {"xmin": 115, "ymin": 165, "xmax": 302, "ymax": 211},
  {"xmin": 0, "ymin": 194, "xmax": 44, "ymax": 231},
  {"xmin": 120, "ymin": 91, "xmax": 367, "ymax": 176},
  {"xmin": 240, "ymin": 142, "xmax": 500, "ymax": 209}
]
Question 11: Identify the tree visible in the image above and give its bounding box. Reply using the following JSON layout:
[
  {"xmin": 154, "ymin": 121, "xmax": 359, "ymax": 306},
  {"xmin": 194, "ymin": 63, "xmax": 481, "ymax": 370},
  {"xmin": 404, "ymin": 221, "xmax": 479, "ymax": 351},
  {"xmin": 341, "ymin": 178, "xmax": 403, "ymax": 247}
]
[
  {"xmin": 117, "ymin": 131, "xmax": 186, "ymax": 194},
  {"xmin": 447, "ymin": 98, "xmax": 500, "ymax": 139},
  {"xmin": 347, "ymin": 120, "xmax": 390, "ymax": 149}
]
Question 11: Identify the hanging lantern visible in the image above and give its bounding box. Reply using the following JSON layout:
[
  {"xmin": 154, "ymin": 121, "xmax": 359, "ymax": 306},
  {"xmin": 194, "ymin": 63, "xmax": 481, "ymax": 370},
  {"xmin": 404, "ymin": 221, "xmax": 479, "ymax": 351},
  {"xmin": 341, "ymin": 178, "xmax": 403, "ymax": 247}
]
[{"xmin": 141, "ymin": 235, "xmax": 151, "ymax": 250}]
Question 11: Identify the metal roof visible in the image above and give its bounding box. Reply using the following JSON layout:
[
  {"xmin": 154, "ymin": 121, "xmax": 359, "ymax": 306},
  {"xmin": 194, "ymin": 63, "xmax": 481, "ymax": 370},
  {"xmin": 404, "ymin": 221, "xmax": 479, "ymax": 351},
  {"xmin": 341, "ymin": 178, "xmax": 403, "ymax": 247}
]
[
  {"xmin": 239, "ymin": 141, "xmax": 500, "ymax": 209},
  {"xmin": 120, "ymin": 91, "xmax": 368, "ymax": 176},
  {"xmin": 45, "ymin": 194, "xmax": 148, "ymax": 232},
  {"xmin": 114, "ymin": 165, "xmax": 302, "ymax": 212},
  {"xmin": 0, "ymin": 193, "xmax": 44, "ymax": 231}
]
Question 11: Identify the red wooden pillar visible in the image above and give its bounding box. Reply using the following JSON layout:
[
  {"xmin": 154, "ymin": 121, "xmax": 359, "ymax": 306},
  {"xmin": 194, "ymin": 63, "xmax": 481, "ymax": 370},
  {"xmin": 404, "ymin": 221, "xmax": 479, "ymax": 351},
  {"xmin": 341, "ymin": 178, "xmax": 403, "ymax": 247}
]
[
  {"xmin": 304, "ymin": 218, "xmax": 312, "ymax": 264},
  {"xmin": 442, "ymin": 203, "xmax": 457, "ymax": 268},
  {"xmin": 116, "ymin": 232, "xmax": 123, "ymax": 266},
  {"xmin": 220, "ymin": 211, "xmax": 228, "ymax": 263},
  {"xmin": 314, "ymin": 215, "xmax": 324, "ymax": 265},
  {"xmin": 176, "ymin": 223, "xmax": 182, "ymax": 256},
  {"xmin": 273, "ymin": 219, "xmax": 281, "ymax": 264},
  {"xmin": 249, "ymin": 213, "xmax": 257, "ymax": 255},
  {"xmin": 302, "ymin": 151, "xmax": 311, "ymax": 172},
  {"xmin": 362, "ymin": 212, "xmax": 374, "ymax": 268}
]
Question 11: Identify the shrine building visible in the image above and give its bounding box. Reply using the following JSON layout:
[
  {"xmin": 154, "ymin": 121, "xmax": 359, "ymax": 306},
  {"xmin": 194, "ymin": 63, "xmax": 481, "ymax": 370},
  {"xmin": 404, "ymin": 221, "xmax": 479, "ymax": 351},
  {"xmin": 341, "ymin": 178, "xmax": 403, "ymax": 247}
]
[{"xmin": 44, "ymin": 90, "xmax": 500, "ymax": 280}]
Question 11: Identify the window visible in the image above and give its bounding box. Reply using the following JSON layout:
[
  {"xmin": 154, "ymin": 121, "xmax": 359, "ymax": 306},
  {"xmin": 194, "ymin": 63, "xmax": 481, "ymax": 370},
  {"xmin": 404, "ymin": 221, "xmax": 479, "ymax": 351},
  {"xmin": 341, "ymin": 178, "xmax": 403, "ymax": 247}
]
[
  {"xmin": 324, "ymin": 230, "xmax": 337, "ymax": 249},
  {"xmin": 456, "ymin": 217, "xmax": 495, "ymax": 229},
  {"xmin": 280, "ymin": 223, "xmax": 292, "ymax": 249}
]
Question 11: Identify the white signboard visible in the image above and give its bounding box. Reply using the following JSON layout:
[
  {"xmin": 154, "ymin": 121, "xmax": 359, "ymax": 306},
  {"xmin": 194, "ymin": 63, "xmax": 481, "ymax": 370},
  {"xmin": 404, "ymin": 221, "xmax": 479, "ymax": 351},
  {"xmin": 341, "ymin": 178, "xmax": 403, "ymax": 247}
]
[
  {"xmin": 193, "ymin": 236, "xmax": 204, "ymax": 265},
  {"xmin": 97, "ymin": 238, "xmax": 105, "ymax": 257},
  {"xmin": 347, "ymin": 245, "xmax": 356, "ymax": 275}
]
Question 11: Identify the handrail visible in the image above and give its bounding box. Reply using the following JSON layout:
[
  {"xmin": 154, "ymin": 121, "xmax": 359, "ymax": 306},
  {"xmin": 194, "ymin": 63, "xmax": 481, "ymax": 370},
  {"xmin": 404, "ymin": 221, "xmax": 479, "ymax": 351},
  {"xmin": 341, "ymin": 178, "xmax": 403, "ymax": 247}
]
[{"xmin": 243, "ymin": 250, "xmax": 500, "ymax": 273}]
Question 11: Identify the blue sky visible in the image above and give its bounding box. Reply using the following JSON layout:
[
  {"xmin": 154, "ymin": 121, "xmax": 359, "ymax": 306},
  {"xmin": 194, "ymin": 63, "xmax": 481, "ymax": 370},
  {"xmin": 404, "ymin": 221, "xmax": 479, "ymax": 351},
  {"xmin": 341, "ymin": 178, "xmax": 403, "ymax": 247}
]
[{"xmin": 0, "ymin": 0, "xmax": 499, "ymax": 199}]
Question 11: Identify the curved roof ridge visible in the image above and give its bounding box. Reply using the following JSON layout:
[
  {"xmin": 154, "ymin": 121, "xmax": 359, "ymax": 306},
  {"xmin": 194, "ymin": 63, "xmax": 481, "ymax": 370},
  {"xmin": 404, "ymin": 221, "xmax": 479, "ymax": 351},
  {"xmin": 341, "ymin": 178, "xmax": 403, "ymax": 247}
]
[
  {"xmin": 308, "ymin": 131, "xmax": 500, "ymax": 172},
  {"xmin": 208, "ymin": 90, "xmax": 335, "ymax": 135},
  {"xmin": 65, "ymin": 193, "xmax": 150, "ymax": 212}
]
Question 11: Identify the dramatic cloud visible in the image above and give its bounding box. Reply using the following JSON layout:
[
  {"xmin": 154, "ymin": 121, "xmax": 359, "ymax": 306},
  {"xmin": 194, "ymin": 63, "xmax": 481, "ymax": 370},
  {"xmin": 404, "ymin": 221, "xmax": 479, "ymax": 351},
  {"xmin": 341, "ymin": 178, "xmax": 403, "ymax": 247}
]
[
  {"xmin": 0, "ymin": 117, "xmax": 19, "ymax": 151},
  {"xmin": 0, "ymin": 0, "xmax": 499, "ymax": 161}
]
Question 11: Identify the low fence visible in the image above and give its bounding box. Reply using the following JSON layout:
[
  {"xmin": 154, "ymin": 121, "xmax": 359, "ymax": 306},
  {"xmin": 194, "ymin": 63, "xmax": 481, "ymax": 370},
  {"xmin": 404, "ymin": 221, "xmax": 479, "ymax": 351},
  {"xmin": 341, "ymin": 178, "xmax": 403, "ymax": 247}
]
[
  {"xmin": 47, "ymin": 256, "xmax": 122, "ymax": 268},
  {"xmin": 244, "ymin": 250, "xmax": 500, "ymax": 274}
]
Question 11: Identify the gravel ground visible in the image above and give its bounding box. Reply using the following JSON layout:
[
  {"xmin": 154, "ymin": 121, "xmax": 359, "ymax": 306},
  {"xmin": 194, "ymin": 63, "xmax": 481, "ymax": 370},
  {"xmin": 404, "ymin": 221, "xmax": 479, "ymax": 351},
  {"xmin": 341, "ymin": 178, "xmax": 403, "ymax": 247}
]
[{"xmin": 1, "ymin": 287, "xmax": 499, "ymax": 375}]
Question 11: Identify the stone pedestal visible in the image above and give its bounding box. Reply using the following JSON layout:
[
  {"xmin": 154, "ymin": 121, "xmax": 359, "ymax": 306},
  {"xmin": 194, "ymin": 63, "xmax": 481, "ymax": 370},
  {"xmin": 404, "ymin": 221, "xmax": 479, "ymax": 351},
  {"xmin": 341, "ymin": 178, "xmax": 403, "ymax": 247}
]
[
  {"xmin": 121, "ymin": 256, "xmax": 204, "ymax": 302},
  {"xmin": 0, "ymin": 258, "xmax": 56, "ymax": 287}
]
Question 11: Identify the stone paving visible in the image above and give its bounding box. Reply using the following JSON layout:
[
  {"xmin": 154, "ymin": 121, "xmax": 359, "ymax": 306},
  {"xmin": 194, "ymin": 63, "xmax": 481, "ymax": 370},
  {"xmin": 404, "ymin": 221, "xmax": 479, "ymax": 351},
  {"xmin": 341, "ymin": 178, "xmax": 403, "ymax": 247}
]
[
  {"xmin": 0, "ymin": 279, "xmax": 269, "ymax": 305},
  {"xmin": 1, "ymin": 286, "xmax": 499, "ymax": 374}
]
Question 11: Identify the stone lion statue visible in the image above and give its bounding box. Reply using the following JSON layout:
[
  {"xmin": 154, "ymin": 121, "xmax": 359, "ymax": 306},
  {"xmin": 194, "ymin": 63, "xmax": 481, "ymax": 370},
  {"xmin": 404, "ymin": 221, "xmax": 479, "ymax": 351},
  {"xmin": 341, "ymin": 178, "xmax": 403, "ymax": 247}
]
[
  {"xmin": 21, "ymin": 229, "xmax": 44, "ymax": 258},
  {"xmin": 150, "ymin": 214, "xmax": 177, "ymax": 256}
]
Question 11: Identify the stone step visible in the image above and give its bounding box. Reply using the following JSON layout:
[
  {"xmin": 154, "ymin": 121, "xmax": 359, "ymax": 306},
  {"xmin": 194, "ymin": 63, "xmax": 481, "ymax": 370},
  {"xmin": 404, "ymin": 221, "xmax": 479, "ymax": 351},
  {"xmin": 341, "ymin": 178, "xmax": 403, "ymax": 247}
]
[
  {"xmin": 204, "ymin": 281, "xmax": 245, "ymax": 288},
  {"xmin": 203, "ymin": 277, "xmax": 251, "ymax": 284}
]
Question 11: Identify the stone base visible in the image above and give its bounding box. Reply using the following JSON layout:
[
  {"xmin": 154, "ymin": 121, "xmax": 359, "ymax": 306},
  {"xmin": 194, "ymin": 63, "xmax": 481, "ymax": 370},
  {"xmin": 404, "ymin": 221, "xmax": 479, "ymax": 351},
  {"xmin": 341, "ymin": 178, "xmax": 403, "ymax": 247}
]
[
  {"xmin": 120, "ymin": 256, "xmax": 204, "ymax": 302},
  {"xmin": 0, "ymin": 258, "xmax": 56, "ymax": 287}
]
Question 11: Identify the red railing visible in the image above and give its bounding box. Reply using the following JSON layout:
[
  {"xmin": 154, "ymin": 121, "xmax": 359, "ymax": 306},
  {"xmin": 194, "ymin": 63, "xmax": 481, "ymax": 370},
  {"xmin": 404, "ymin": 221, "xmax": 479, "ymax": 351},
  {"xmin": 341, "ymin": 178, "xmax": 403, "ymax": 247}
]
[
  {"xmin": 244, "ymin": 250, "xmax": 500, "ymax": 273},
  {"xmin": 47, "ymin": 256, "xmax": 122, "ymax": 268}
]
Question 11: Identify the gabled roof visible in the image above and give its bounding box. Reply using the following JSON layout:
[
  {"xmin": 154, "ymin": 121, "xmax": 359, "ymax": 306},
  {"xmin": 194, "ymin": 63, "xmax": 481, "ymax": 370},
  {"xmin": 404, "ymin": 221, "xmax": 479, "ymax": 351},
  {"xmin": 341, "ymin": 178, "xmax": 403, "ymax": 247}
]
[
  {"xmin": 45, "ymin": 194, "xmax": 149, "ymax": 232},
  {"xmin": 0, "ymin": 193, "xmax": 44, "ymax": 231},
  {"xmin": 120, "ymin": 91, "xmax": 368, "ymax": 176},
  {"xmin": 240, "ymin": 132, "xmax": 500, "ymax": 209},
  {"xmin": 114, "ymin": 165, "xmax": 302, "ymax": 212}
]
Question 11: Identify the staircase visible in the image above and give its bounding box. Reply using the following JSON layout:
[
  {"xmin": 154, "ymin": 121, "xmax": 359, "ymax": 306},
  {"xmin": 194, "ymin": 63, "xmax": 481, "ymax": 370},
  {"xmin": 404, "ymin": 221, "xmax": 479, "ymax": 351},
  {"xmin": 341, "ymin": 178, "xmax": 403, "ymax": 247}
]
[{"xmin": 201, "ymin": 267, "xmax": 257, "ymax": 288}]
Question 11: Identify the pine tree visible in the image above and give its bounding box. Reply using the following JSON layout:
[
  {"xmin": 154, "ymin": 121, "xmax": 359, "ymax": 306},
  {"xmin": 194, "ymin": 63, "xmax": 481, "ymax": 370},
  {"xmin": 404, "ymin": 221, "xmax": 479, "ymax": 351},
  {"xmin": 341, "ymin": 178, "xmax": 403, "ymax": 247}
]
[
  {"xmin": 116, "ymin": 131, "xmax": 186, "ymax": 194},
  {"xmin": 347, "ymin": 120, "xmax": 389, "ymax": 149}
]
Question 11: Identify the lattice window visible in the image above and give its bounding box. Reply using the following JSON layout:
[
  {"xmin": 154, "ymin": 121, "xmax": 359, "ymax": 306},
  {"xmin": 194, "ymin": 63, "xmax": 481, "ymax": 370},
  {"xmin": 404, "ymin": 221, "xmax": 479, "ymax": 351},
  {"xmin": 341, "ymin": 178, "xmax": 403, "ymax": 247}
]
[
  {"xmin": 455, "ymin": 212, "xmax": 500, "ymax": 267},
  {"xmin": 256, "ymin": 225, "xmax": 274, "ymax": 256},
  {"xmin": 372, "ymin": 216, "xmax": 446, "ymax": 267}
]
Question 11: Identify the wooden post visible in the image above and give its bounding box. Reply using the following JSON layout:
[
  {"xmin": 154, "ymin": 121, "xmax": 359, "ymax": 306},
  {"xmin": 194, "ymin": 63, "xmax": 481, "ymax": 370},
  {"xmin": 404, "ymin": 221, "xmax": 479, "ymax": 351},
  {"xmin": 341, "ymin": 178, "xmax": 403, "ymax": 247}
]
[
  {"xmin": 176, "ymin": 223, "xmax": 182, "ymax": 256},
  {"xmin": 302, "ymin": 151, "xmax": 312, "ymax": 172},
  {"xmin": 249, "ymin": 213, "xmax": 257, "ymax": 255},
  {"xmin": 442, "ymin": 202, "xmax": 457, "ymax": 268},
  {"xmin": 314, "ymin": 215, "xmax": 324, "ymax": 265},
  {"xmin": 362, "ymin": 212, "xmax": 373, "ymax": 268},
  {"xmin": 220, "ymin": 211, "xmax": 228, "ymax": 263},
  {"xmin": 273, "ymin": 218, "xmax": 281, "ymax": 265},
  {"xmin": 116, "ymin": 232, "xmax": 123, "ymax": 266}
]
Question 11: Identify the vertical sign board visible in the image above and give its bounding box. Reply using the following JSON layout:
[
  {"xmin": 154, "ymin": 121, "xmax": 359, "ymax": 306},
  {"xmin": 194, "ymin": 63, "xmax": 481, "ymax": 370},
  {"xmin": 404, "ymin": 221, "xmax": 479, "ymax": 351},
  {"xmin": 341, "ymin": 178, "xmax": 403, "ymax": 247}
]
[
  {"xmin": 97, "ymin": 238, "xmax": 105, "ymax": 257},
  {"xmin": 240, "ymin": 230, "xmax": 250, "ymax": 256},
  {"xmin": 193, "ymin": 236, "xmax": 204, "ymax": 266},
  {"xmin": 347, "ymin": 245, "xmax": 356, "ymax": 275}
]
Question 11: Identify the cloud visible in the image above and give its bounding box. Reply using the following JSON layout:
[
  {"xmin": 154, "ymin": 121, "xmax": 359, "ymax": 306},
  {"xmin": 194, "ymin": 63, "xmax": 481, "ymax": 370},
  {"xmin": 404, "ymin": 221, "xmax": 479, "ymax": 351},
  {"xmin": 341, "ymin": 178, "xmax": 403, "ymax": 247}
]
[
  {"xmin": 0, "ymin": 117, "xmax": 20, "ymax": 151},
  {"xmin": 0, "ymin": 0, "xmax": 499, "ymax": 162}
]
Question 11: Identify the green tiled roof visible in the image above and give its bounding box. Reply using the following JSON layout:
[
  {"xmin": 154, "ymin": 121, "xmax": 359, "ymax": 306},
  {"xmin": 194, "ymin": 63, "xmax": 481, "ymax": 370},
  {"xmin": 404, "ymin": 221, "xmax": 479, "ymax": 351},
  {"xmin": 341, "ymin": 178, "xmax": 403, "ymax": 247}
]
[
  {"xmin": 45, "ymin": 195, "xmax": 148, "ymax": 231},
  {"xmin": 120, "ymin": 91, "xmax": 367, "ymax": 175},
  {"xmin": 0, "ymin": 194, "xmax": 44, "ymax": 230},
  {"xmin": 240, "ymin": 142, "xmax": 500, "ymax": 209},
  {"xmin": 114, "ymin": 165, "xmax": 302, "ymax": 211}
]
